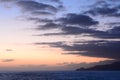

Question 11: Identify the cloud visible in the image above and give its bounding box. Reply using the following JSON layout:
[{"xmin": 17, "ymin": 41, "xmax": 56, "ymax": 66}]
[
  {"xmin": 40, "ymin": 26, "xmax": 103, "ymax": 36},
  {"xmin": 37, "ymin": 22, "xmax": 62, "ymax": 30},
  {"xmin": 60, "ymin": 26, "xmax": 104, "ymax": 35},
  {"xmin": 106, "ymin": 22, "xmax": 120, "ymax": 26},
  {"xmin": 85, "ymin": 0, "xmax": 120, "ymax": 17},
  {"xmin": 0, "ymin": 0, "xmax": 62, "ymax": 16},
  {"xmin": 50, "ymin": 0, "xmax": 62, "ymax": 3},
  {"xmin": 34, "ymin": 41, "xmax": 120, "ymax": 60},
  {"xmin": 40, "ymin": 26, "xmax": 120, "ymax": 39},
  {"xmin": 34, "ymin": 41, "xmax": 64, "ymax": 47},
  {"xmin": 31, "ymin": 11, "xmax": 54, "ymax": 16},
  {"xmin": 47, "ymin": 0, "xmax": 63, "ymax": 4},
  {"xmin": 92, "ymin": 26, "xmax": 120, "ymax": 39},
  {"xmin": 85, "ymin": 7, "xmax": 118, "ymax": 16},
  {"xmin": 1, "ymin": 59, "xmax": 15, "ymax": 62},
  {"xmin": 0, "ymin": 0, "xmax": 16, "ymax": 2},
  {"xmin": 110, "ymin": 13, "xmax": 120, "ymax": 17},
  {"xmin": 63, "ymin": 41, "xmax": 120, "ymax": 60},
  {"xmin": 31, "ymin": 13, "xmax": 99, "ymax": 31},
  {"xmin": 17, "ymin": 0, "xmax": 58, "ymax": 13},
  {"xmin": 28, "ymin": 17, "xmax": 53, "ymax": 23},
  {"xmin": 57, "ymin": 4, "xmax": 65, "ymax": 11},
  {"xmin": 6, "ymin": 49, "xmax": 13, "ymax": 52},
  {"xmin": 57, "ymin": 13, "xmax": 99, "ymax": 27}
]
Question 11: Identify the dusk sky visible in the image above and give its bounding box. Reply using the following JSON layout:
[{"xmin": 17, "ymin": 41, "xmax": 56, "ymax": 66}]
[{"xmin": 0, "ymin": 0, "xmax": 120, "ymax": 71}]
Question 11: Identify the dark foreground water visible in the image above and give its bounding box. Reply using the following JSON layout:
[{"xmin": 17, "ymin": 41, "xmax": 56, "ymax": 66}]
[{"xmin": 0, "ymin": 71, "xmax": 120, "ymax": 80}]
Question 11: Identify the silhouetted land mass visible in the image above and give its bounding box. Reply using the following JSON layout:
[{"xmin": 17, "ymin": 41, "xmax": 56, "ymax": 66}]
[{"xmin": 76, "ymin": 62, "xmax": 120, "ymax": 71}]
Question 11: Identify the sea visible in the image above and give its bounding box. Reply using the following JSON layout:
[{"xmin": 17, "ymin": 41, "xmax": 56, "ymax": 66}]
[{"xmin": 0, "ymin": 71, "xmax": 120, "ymax": 80}]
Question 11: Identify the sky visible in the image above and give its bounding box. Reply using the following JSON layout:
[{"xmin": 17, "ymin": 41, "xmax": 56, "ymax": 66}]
[{"xmin": 0, "ymin": 0, "xmax": 120, "ymax": 71}]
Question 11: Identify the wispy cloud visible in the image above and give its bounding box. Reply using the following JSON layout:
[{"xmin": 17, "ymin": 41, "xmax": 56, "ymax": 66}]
[
  {"xmin": 1, "ymin": 59, "xmax": 15, "ymax": 62},
  {"xmin": 5, "ymin": 49, "xmax": 13, "ymax": 52}
]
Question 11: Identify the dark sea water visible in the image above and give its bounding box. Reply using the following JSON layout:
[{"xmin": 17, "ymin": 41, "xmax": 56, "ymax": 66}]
[{"xmin": 0, "ymin": 71, "xmax": 120, "ymax": 80}]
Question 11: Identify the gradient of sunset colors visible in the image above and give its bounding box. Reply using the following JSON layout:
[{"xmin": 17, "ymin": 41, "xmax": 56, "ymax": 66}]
[{"xmin": 0, "ymin": 0, "xmax": 119, "ymax": 71}]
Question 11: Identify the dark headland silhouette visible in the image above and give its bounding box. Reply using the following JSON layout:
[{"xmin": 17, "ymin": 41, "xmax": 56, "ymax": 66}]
[{"xmin": 76, "ymin": 61, "xmax": 120, "ymax": 71}]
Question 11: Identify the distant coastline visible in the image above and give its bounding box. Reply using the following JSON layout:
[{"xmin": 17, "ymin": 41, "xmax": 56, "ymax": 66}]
[{"xmin": 76, "ymin": 62, "xmax": 120, "ymax": 71}]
